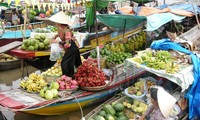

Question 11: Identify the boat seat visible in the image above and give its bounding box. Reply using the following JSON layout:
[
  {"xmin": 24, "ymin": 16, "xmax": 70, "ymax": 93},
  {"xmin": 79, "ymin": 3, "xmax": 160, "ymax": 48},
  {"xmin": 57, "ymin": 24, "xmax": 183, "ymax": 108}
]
[{"xmin": 0, "ymin": 41, "xmax": 22, "ymax": 53}]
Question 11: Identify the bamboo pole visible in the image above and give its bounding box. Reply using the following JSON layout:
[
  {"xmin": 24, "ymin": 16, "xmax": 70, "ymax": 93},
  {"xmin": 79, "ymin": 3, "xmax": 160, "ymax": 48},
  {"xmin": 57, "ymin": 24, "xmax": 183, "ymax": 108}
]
[
  {"xmin": 23, "ymin": 4, "xmax": 27, "ymax": 39},
  {"xmin": 94, "ymin": 0, "xmax": 101, "ymax": 69},
  {"xmin": 191, "ymin": 2, "xmax": 200, "ymax": 29}
]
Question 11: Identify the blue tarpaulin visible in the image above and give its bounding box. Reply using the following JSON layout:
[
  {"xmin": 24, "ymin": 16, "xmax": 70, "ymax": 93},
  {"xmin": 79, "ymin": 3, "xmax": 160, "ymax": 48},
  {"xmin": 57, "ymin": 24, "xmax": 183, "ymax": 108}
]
[{"xmin": 150, "ymin": 39, "xmax": 200, "ymax": 119}]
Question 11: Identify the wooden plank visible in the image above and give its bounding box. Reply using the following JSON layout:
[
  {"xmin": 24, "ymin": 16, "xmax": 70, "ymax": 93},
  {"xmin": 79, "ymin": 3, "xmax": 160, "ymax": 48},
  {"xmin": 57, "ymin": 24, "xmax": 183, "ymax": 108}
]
[
  {"xmin": 0, "ymin": 41, "xmax": 22, "ymax": 53},
  {"xmin": 179, "ymin": 25, "xmax": 200, "ymax": 43}
]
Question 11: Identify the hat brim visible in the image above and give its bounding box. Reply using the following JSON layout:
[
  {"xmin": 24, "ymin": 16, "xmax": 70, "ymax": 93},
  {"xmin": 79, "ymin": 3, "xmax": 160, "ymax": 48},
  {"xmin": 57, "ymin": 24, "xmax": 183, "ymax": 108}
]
[
  {"xmin": 48, "ymin": 11, "xmax": 73, "ymax": 26},
  {"xmin": 157, "ymin": 87, "xmax": 176, "ymax": 118}
]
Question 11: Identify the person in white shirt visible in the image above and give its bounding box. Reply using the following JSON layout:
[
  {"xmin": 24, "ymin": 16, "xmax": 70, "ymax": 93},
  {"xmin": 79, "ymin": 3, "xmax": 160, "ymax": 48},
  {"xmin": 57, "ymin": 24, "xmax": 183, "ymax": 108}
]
[{"xmin": 10, "ymin": 9, "xmax": 19, "ymax": 25}]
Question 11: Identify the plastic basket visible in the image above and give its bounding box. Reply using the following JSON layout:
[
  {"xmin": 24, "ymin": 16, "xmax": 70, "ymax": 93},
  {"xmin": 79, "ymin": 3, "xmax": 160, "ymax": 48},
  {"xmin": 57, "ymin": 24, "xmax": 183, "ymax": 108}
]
[{"xmin": 124, "ymin": 79, "xmax": 147, "ymax": 100}]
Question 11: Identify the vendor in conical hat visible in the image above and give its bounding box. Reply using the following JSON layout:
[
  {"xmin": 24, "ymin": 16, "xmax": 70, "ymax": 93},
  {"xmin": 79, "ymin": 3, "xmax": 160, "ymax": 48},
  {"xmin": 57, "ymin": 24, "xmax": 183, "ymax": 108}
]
[
  {"xmin": 139, "ymin": 86, "xmax": 177, "ymax": 120},
  {"xmin": 49, "ymin": 11, "xmax": 82, "ymax": 77}
]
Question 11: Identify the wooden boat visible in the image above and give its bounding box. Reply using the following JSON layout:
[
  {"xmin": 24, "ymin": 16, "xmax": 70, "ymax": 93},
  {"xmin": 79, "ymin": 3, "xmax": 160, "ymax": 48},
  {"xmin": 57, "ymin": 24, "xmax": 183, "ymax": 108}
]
[
  {"xmin": 0, "ymin": 59, "xmax": 21, "ymax": 71},
  {"xmin": 0, "ymin": 65, "xmax": 146, "ymax": 115},
  {"xmin": 4, "ymin": 18, "xmax": 144, "ymax": 70},
  {"xmin": 0, "ymin": 22, "xmax": 48, "ymax": 46},
  {"xmin": 0, "ymin": 53, "xmax": 21, "ymax": 71}
]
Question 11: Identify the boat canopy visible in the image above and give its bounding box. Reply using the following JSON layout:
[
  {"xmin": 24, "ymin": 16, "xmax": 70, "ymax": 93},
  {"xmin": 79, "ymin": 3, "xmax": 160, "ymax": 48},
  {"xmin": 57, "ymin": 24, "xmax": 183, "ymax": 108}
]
[
  {"xmin": 97, "ymin": 14, "xmax": 146, "ymax": 30},
  {"xmin": 86, "ymin": 0, "xmax": 126, "ymax": 27}
]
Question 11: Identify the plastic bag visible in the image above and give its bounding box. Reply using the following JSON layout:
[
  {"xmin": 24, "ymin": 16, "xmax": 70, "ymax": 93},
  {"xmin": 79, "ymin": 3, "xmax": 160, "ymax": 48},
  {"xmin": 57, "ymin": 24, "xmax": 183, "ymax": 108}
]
[{"xmin": 49, "ymin": 43, "xmax": 62, "ymax": 61}]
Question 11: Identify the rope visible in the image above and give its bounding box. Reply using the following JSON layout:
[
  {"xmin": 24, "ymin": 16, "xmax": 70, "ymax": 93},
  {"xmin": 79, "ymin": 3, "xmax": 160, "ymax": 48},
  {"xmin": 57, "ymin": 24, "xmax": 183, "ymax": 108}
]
[{"xmin": 70, "ymin": 94, "xmax": 84, "ymax": 119}]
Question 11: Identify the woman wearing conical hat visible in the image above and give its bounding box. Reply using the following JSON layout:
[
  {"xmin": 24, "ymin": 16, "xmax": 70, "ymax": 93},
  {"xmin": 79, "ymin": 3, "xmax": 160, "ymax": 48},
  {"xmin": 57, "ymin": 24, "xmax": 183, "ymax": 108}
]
[
  {"xmin": 139, "ymin": 86, "xmax": 177, "ymax": 120},
  {"xmin": 49, "ymin": 11, "xmax": 82, "ymax": 77}
]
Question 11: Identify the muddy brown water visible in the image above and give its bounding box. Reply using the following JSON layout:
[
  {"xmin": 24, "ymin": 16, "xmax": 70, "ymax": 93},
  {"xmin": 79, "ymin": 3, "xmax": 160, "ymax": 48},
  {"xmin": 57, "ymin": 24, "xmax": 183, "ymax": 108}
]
[{"xmin": 0, "ymin": 66, "xmax": 99, "ymax": 120}]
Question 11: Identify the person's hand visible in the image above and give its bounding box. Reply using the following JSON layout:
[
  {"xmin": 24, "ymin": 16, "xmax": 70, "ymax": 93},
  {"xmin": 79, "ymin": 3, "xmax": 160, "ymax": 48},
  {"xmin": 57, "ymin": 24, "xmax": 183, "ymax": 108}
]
[{"xmin": 51, "ymin": 37, "xmax": 60, "ymax": 44}]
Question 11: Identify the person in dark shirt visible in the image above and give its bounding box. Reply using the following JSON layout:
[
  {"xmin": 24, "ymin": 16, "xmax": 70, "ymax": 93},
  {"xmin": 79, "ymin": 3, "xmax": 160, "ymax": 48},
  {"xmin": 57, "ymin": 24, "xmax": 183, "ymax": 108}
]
[
  {"xmin": 0, "ymin": 10, "xmax": 6, "ymax": 20},
  {"xmin": 17, "ymin": 10, "xmax": 24, "ymax": 24}
]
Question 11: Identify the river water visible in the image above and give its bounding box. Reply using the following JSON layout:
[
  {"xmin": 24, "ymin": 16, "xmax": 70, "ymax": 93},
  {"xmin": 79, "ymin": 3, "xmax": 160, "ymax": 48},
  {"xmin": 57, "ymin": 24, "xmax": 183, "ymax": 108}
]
[{"xmin": 0, "ymin": 66, "xmax": 99, "ymax": 120}]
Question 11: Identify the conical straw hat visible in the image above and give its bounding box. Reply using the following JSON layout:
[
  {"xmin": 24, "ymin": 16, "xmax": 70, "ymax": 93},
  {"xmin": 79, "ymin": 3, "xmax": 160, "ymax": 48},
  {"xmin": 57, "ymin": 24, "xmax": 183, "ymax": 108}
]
[
  {"xmin": 48, "ymin": 11, "xmax": 72, "ymax": 26},
  {"xmin": 157, "ymin": 87, "xmax": 176, "ymax": 118}
]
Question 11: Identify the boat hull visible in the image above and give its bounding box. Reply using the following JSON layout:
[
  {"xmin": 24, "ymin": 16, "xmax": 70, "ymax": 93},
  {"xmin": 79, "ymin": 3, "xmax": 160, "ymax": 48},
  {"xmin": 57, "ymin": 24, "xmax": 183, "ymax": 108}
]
[
  {"xmin": 0, "ymin": 60, "xmax": 21, "ymax": 71},
  {"xmin": 19, "ymin": 68, "xmax": 146, "ymax": 116},
  {"xmin": 23, "ymin": 89, "xmax": 117, "ymax": 115}
]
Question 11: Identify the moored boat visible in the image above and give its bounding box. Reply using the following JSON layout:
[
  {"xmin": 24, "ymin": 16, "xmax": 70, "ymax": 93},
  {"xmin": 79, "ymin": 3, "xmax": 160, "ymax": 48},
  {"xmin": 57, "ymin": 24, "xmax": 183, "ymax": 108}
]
[{"xmin": 0, "ymin": 65, "xmax": 145, "ymax": 115}]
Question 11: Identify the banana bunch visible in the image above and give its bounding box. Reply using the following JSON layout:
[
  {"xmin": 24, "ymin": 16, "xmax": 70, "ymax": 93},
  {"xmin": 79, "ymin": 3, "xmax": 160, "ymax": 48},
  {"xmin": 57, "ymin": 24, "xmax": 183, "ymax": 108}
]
[
  {"xmin": 166, "ymin": 62, "xmax": 180, "ymax": 74},
  {"xmin": 86, "ymin": 1, "xmax": 93, "ymax": 7},
  {"xmin": 20, "ymin": 73, "xmax": 47, "ymax": 93}
]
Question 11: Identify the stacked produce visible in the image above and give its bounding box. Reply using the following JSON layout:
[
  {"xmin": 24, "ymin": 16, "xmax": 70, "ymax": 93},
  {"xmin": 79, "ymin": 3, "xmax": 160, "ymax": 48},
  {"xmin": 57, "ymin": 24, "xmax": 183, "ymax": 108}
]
[
  {"xmin": 125, "ymin": 31, "xmax": 146, "ymax": 52},
  {"xmin": 90, "ymin": 47, "xmax": 110, "ymax": 58},
  {"xmin": 0, "ymin": 53, "xmax": 18, "ymax": 62},
  {"xmin": 39, "ymin": 81, "xmax": 59, "ymax": 100},
  {"xmin": 105, "ymin": 43, "xmax": 126, "ymax": 53},
  {"xmin": 56, "ymin": 75, "xmax": 78, "ymax": 90},
  {"xmin": 132, "ymin": 50, "xmax": 180, "ymax": 74},
  {"xmin": 34, "ymin": 28, "xmax": 51, "ymax": 33},
  {"xmin": 127, "ymin": 80, "xmax": 146, "ymax": 96},
  {"xmin": 20, "ymin": 73, "xmax": 47, "ymax": 93},
  {"xmin": 75, "ymin": 58, "xmax": 107, "ymax": 87},
  {"xmin": 104, "ymin": 31, "xmax": 146, "ymax": 53},
  {"xmin": 106, "ymin": 52, "xmax": 132, "ymax": 66},
  {"xmin": 21, "ymin": 35, "xmax": 50, "ymax": 51},
  {"xmin": 29, "ymin": 9, "xmax": 37, "ymax": 21},
  {"xmin": 47, "ymin": 25, "xmax": 58, "ymax": 32},
  {"xmin": 42, "ymin": 60, "xmax": 62, "ymax": 77},
  {"xmin": 88, "ymin": 97, "xmax": 148, "ymax": 120},
  {"xmin": 123, "ymin": 99, "xmax": 148, "ymax": 115},
  {"xmin": 45, "ymin": 9, "xmax": 54, "ymax": 17}
]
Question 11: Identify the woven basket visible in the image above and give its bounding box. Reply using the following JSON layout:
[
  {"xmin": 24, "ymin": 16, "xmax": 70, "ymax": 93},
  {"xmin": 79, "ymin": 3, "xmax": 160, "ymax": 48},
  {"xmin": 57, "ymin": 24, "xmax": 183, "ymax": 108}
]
[
  {"xmin": 106, "ymin": 62, "xmax": 115, "ymax": 69},
  {"xmin": 80, "ymin": 75, "xmax": 113, "ymax": 92}
]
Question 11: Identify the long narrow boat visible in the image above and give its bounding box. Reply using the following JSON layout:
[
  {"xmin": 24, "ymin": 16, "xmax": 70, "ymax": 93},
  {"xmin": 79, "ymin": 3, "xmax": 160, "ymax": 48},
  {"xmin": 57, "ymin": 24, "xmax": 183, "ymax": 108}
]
[
  {"xmin": 0, "ymin": 22, "xmax": 48, "ymax": 46},
  {"xmin": 0, "ymin": 65, "xmax": 145, "ymax": 115}
]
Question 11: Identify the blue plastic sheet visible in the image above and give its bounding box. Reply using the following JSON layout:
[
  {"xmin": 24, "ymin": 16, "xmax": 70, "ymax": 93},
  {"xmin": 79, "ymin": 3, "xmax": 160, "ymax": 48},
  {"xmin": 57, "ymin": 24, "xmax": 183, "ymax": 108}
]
[{"xmin": 150, "ymin": 39, "xmax": 200, "ymax": 119}]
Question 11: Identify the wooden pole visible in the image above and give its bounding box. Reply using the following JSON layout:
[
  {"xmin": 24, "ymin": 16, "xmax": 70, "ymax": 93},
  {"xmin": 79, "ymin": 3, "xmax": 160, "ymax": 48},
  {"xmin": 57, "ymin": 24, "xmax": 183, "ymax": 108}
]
[
  {"xmin": 191, "ymin": 2, "xmax": 200, "ymax": 29},
  {"xmin": 94, "ymin": 0, "xmax": 100, "ymax": 69},
  {"xmin": 94, "ymin": 0, "xmax": 98, "ymax": 46},
  {"xmin": 23, "ymin": 4, "xmax": 27, "ymax": 39}
]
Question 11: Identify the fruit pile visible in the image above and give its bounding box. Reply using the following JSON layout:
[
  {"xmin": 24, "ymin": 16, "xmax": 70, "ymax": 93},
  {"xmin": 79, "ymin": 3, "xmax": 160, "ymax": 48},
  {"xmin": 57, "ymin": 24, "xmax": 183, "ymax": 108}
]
[
  {"xmin": 29, "ymin": 9, "xmax": 37, "ymax": 21},
  {"xmin": 105, "ymin": 43, "xmax": 126, "ymax": 53},
  {"xmin": 0, "ymin": 53, "xmax": 18, "ymax": 62},
  {"xmin": 74, "ymin": 58, "xmax": 107, "ymax": 87},
  {"xmin": 132, "ymin": 50, "xmax": 180, "ymax": 74},
  {"xmin": 21, "ymin": 35, "xmax": 50, "ymax": 51},
  {"xmin": 123, "ymin": 99, "xmax": 148, "ymax": 115},
  {"xmin": 34, "ymin": 28, "xmax": 51, "ymax": 33},
  {"xmin": 106, "ymin": 52, "xmax": 132, "ymax": 65},
  {"xmin": 56, "ymin": 75, "xmax": 78, "ymax": 90},
  {"xmin": 88, "ymin": 97, "xmax": 148, "ymax": 120},
  {"xmin": 45, "ymin": 9, "xmax": 53, "ymax": 17},
  {"xmin": 89, "ymin": 102, "xmax": 127, "ymax": 120},
  {"xmin": 125, "ymin": 31, "xmax": 146, "ymax": 52},
  {"xmin": 47, "ymin": 26, "xmax": 57, "ymax": 32},
  {"xmin": 90, "ymin": 47, "xmax": 111, "ymax": 58},
  {"xmin": 42, "ymin": 61, "xmax": 62, "ymax": 77},
  {"xmin": 127, "ymin": 79, "xmax": 146, "ymax": 96},
  {"xmin": 40, "ymin": 81, "xmax": 59, "ymax": 100},
  {"xmin": 20, "ymin": 73, "xmax": 47, "ymax": 93},
  {"xmin": 104, "ymin": 31, "xmax": 146, "ymax": 53}
]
